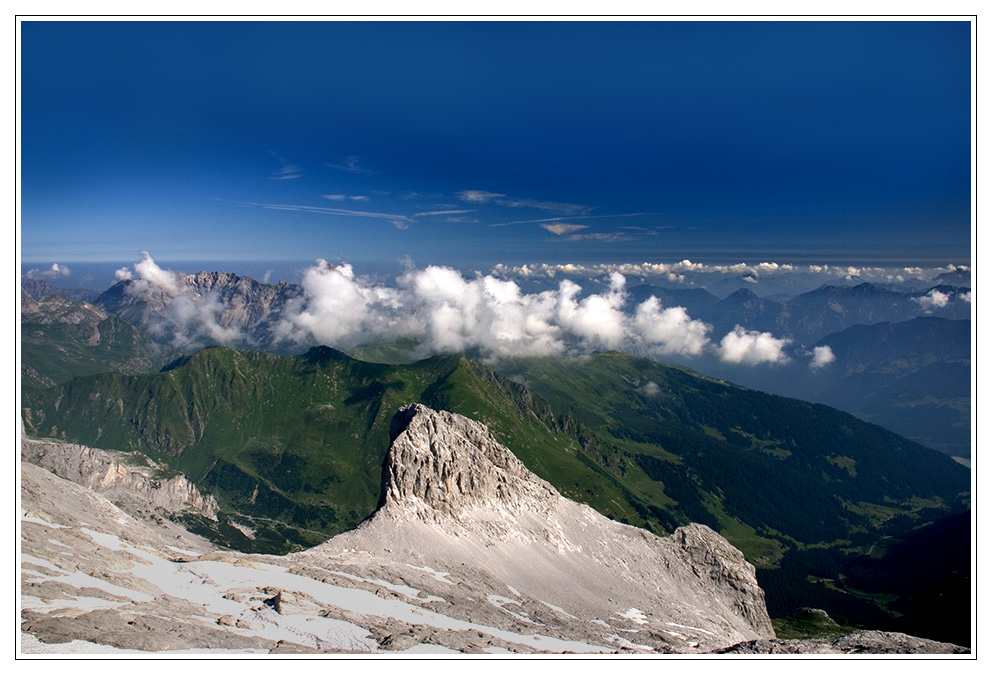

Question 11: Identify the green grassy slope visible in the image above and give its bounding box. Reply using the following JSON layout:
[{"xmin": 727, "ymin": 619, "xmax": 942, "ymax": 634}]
[
  {"xmin": 21, "ymin": 315, "xmax": 167, "ymax": 387},
  {"xmin": 22, "ymin": 346, "xmax": 657, "ymax": 550}
]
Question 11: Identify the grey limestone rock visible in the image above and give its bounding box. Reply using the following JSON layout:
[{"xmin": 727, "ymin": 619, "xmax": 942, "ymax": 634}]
[
  {"xmin": 714, "ymin": 630, "xmax": 969, "ymax": 655},
  {"xmin": 296, "ymin": 403, "xmax": 776, "ymax": 652},
  {"xmin": 21, "ymin": 432, "xmax": 218, "ymax": 521}
]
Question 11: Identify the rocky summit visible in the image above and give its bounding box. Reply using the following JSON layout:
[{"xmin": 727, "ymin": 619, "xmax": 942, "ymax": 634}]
[
  {"xmin": 296, "ymin": 403, "xmax": 774, "ymax": 652},
  {"xmin": 19, "ymin": 405, "xmax": 967, "ymax": 655}
]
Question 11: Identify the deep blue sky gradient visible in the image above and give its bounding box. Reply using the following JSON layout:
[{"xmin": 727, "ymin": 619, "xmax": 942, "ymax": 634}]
[{"xmin": 19, "ymin": 19, "xmax": 973, "ymax": 270}]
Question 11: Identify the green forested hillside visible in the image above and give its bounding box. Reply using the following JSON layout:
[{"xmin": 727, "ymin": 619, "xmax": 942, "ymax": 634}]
[
  {"xmin": 496, "ymin": 352, "xmax": 968, "ymax": 553},
  {"xmin": 21, "ymin": 347, "xmax": 659, "ymax": 550},
  {"xmin": 21, "ymin": 315, "xmax": 166, "ymax": 387}
]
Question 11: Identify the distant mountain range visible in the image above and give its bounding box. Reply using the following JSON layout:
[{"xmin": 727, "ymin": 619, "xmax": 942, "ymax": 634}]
[
  {"xmin": 653, "ymin": 316, "xmax": 971, "ymax": 458},
  {"xmin": 627, "ymin": 281, "xmax": 971, "ymax": 345},
  {"xmin": 24, "ymin": 269, "xmax": 970, "ymax": 457}
]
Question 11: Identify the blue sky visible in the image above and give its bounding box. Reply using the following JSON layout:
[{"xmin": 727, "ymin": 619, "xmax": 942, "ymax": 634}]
[{"xmin": 19, "ymin": 19, "xmax": 973, "ymax": 273}]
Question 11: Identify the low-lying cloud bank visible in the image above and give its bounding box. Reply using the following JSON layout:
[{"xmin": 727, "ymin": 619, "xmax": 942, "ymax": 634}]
[
  {"xmin": 116, "ymin": 254, "xmax": 809, "ymax": 367},
  {"xmin": 490, "ymin": 260, "xmax": 970, "ymax": 285}
]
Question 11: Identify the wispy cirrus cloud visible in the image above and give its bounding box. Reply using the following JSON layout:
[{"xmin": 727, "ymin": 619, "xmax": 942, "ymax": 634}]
[
  {"xmin": 458, "ymin": 190, "xmax": 506, "ymax": 203},
  {"xmin": 489, "ymin": 213, "xmax": 655, "ymax": 228},
  {"xmin": 271, "ymin": 164, "xmax": 302, "ymax": 180},
  {"xmin": 268, "ymin": 151, "xmax": 302, "ymax": 180},
  {"xmin": 325, "ymin": 156, "xmax": 374, "ymax": 175},
  {"xmin": 414, "ymin": 209, "xmax": 476, "ymax": 218},
  {"xmin": 541, "ymin": 223, "xmax": 589, "ymax": 236},
  {"xmin": 564, "ymin": 231, "xmax": 634, "ymax": 243},
  {"xmin": 458, "ymin": 189, "xmax": 589, "ymax": 215},
  {"xmin": 323, "ymin": 194, "xmax": 370, "ymax": 202},
  {"xmin": 234, "ymin": 201, "xmax": 413, "ymax": 229}
]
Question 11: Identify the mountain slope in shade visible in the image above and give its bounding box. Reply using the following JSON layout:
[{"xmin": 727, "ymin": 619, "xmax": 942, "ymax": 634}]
[
  {"xmin": 21, "ymin": 292, "xmax": 167, "ymax": 387},
  {"xmin": 666, "ymin": 317, "xmax": 971, "ymax": 457},
  {"xmin": 21, "ymin": 277, "xmax": 101, "ymax": 303}
]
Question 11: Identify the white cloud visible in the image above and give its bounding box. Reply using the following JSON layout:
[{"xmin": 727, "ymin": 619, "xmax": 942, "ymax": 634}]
[
  {"xmin": 25, "ymin": 263, "xmax": 72, "ymax": 280},
  {"xmin": 913, "ymin": 288, "xmax": 950, "ymax": 311},
  {"xmin": 458, "ymin": 190, "xmax": 506, "ymax": 203},
  {"xmin": 554, "ymin": 273, "xmax": 628, "ymax": 349},
  {"xmin": 542, "ymin": 223, "xmax": 589, "ymax": 236},
  {"xmin": 116, "ymin": 255, "xmax": 915, "ymax": 371},
  {"xmin": 641, "ymin": 381, "xmax": 661, "ymax": 397},
  {"xmin": 959, "ymin": 291, "xmax": 972, "ymax": 303},
  {"xmin": 274, "ymin": 260, "xmax": 404, "ymax": 348},
  {"xmin": 116, "ymin": 252, "xmax": 249, "ymax": 350},
  {"xmin": 810, "ymin": 345, "xmax": 836, "ymax": 370},
  {"xmin": 716, "ymin": 326, "xmax": 791, "ymax": 365},
  {"xmin": 488, "ymin": 260, "xmax": 966, "ymax": 285},
  {"xmin": 131, "ymin": 251, "xmax": 182, "ymax": 297},
  {"xmin": 632, "ymin": 297, "xmax": 711, "ymax": 356}
]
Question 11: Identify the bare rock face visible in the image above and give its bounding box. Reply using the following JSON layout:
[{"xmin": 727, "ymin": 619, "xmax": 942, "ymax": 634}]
[
  {"xmin": 21, "ymin": 292, "xmax": 110, "ymax": 325},
  {"xmin": 296, "ymin": 404, "xmax": 775, "ymax": 652},
  {"xmin": 21, "ymin": 432, "xmax": 218, "ymax": 521},
  {"xmin": 95, "ymin": 270, "xmax": 305, "ymax": 350},
  {"xmin": 380, "ymin": 404, "xmax": 558, "ymax": 519},
  {"xmin": 713, "ymin": 630, "xmax": 970, "ymax": 655}
]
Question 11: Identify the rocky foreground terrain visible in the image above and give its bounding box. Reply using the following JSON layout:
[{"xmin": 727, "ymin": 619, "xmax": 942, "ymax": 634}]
[{"xmin": 19, "ymin": 405, "xmax": 969, "ymax": 655}]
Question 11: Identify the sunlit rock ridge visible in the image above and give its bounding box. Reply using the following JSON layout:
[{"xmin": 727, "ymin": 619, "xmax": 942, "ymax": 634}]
[{"xmin": 296, "ymin": 403, "xmax": 776, "ymax": 652}]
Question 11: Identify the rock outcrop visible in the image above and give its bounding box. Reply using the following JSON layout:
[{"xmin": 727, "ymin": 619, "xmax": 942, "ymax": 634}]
[
  {"xmin": 21, "ymin": 432, "xmax": 218, "ymax": 521},
  {"xmin": 379, "ymin": 404, "xmax": 558, "ymax": 518},
  {"xmin": 95, "ymin": 270, "xmax": 305, "ymax": 350},
  {"xmin": 295, "ymin": 404, "xmax": 775, "ymax": 652},
  {"xmin": 713, "ymin": 630, "xmax": 969, "ymax": 655}
]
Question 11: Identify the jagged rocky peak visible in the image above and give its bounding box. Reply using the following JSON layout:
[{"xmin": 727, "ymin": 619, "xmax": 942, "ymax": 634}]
[
  {"xmin": 302, "ymin": 404, "xmax": 777, "ymax": 651},
  {"xmin": 381, "ymin": 403, "xmax": 558, "ymax": 518}
]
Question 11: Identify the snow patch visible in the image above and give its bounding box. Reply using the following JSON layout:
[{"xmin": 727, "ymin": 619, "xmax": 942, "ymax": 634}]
[
  {"xmin": 540, "ymin": 600, "xmax": 578, "ymax": 619},
  {"xmin": 617, "ymin": 607, "xmax": 649, "ymax": 624},
  {"xmin": 319, "ymin": 568, "xmax": 447, "ymax": 603},
  {"xmin": 406, "ymin": 564, "xmax": 455, "ymax": 585}
]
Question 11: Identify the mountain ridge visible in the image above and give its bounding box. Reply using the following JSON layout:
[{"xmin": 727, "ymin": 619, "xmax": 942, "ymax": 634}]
[{"xmin": 19, "ymin": 408, "xmax": 967, "ymax": 654}]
